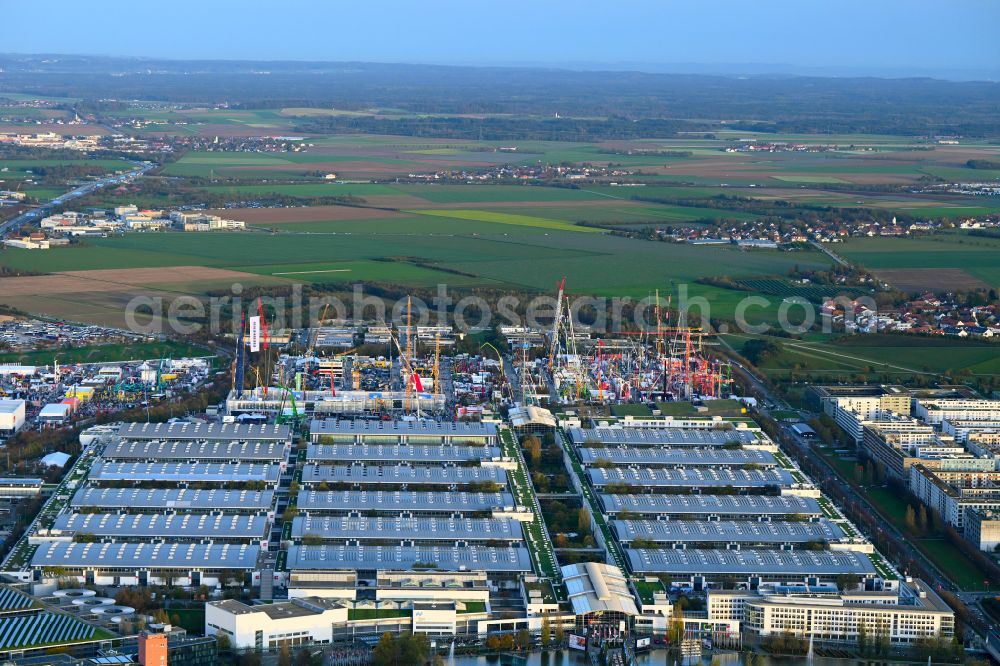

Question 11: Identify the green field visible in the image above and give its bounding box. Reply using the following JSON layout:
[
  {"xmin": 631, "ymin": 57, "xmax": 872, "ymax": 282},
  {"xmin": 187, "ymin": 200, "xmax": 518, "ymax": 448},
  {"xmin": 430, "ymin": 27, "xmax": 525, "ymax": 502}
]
[
  {"xmin": 485, "ymin": 203, "xmax": 758, "ymax": 226},
  {"xmin": 394, "ymin": 184, "xmax": 608, "ymax": 203},
  {"xmin": 771, "ymin": 175, "xmax": 850, "ymax": 184},
  {"xmin": 18, "ymin": 186, "xmax": 66, "ymax": 201},
  {"xmin": 838, "ymin": 234, "xmax": 1000, "ymax": 287},
  {"xmin": 0, "ymin": 228, "xmax": 834, "ymax": 300},
  {"xmin": 866, "ymin": 483, "xmax": 988, "ymax": 590},
  {"xmin": 236, "ymin": 259, "xmax": 488, "ymax": 286},
  {"xmin": 164, "ymin": 150, "xmax": 420, "ymax": 178},
  {"xmin": 654, "ymin": 399, "xmax": 745, "ymax": 416},
  {"xmin": 610, "ymin": 404, "xmax": 653, "ymax": 417},
  {"xmin": 916, "ymin": 538, "xmax": 992, "ymax": 591},
  {"xmin": 0, "ymin": 158, "xmax": 129, "ymax": 173},
  {"xmin": 201, "ymin": 182, "xmax": 617, "ymax": 204},
  {"xmin": 409, "ymin": 209, "xmax": 603, "ymax": 233},
  {"xmin": 164, "ymin": 608, "xmax": 205, "ymax": 635},
  {"xmin": 822, "ymin": 450, "xmax": 992, "ymax": 591},
  {"xmin": 921, "ymin": 166, "xmax": 1000, "ymax": 182},
  {"xmin": 260, "ymin": 215, "xmax": 540, "ymax": 235},
  {"xmin": 0, "ymin": 106, "xmax": 71, "ymax": 121},
  {"xmin": 733, "ymin": 278, "xmax": 867, "ymax": 302},
  {"xmin": 201, "ymin": 182, "xmax": 407, "ymax": 199},
  {"xmin": 723, "ymin": 332, "xmax": 1000, "ymax": 378},
  {"xmin": 891, "ymin": 206, "xmax": 1000, "ymax": 218},
  {"xmin": 7, "ymin": 123, "xmax": 999, "ymax": 334},
  {"xmin": 104, "ymin": 107, "xmax": 289, "ymax": 125}
]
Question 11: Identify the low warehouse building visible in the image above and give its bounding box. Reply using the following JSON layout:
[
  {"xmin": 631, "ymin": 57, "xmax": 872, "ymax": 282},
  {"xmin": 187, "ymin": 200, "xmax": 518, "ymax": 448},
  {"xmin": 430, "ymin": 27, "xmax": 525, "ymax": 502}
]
[
  {"xmin": 600, "ymin": 494, "xmax": 823, "ymax": 519},
  {"xmin": 290, "ymin": 516, "xmax": 522, "ymax": 545},
  {"xmin": 310, "ymin": 419, "xmax": 498, "ymax": 446},
  {"xmin": 69, "ymin": 487, "xmax": 275, "ymax": 514},
  {"xmin": 296, "ymin": 490, "xmax": 516, "ymax": 517},
  {"xmin": 0, "ymin": 399, "xmax": 26, "ymax": 435},
  {"xmin": 0, "ymin": 478, "xmax": 42, "ymax": 501},
  {"xmin": 37, "ymin": 403, "xmax": 71, "ymax": 427},
  {"xmin": 49, "ymin": 512, "xmax": 270, "ymax": 546},
  {"xmin": 30, "ymin": 542, "xmax": 260, "ymax": 587},
  {"xmin": 626, "ymin": 548, "xmax": 878, "ymax": 588}
]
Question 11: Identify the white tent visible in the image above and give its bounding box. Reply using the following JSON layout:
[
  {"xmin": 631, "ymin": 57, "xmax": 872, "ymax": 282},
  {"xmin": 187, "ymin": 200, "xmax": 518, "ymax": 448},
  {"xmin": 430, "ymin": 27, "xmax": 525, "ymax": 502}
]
[{"xmin": 41, "ymin": 451, "xmax": 71, "ymax": 468}]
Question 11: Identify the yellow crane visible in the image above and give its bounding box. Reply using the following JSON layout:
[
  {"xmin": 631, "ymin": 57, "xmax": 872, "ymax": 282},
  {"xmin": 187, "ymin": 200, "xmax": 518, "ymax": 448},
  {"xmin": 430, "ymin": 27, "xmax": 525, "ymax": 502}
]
[{"xmin": 433, "ymin": 333, "xmax": 441, "ymax": 398}]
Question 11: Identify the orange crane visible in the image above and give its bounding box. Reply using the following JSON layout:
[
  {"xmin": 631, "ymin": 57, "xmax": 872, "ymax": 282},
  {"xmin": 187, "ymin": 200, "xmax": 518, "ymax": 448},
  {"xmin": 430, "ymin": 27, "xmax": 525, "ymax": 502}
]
[{"xmin": 387, "ymin": 321, "xmax": 424, "ymax": 416}]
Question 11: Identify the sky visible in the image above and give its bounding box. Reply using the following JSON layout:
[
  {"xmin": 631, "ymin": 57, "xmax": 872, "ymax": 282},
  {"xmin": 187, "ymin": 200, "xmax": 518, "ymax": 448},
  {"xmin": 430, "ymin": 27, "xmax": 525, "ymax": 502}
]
[{"xmin": 5, "ymin": 0, "xmax": 999, "ymax": 79}]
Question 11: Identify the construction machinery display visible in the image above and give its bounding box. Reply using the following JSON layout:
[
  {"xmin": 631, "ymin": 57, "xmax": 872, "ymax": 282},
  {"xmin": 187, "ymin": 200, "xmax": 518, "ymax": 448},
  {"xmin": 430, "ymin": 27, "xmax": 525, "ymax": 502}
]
[{"xmin": 543, "ymin": 283, "xmax": 733, "ymax": 406}]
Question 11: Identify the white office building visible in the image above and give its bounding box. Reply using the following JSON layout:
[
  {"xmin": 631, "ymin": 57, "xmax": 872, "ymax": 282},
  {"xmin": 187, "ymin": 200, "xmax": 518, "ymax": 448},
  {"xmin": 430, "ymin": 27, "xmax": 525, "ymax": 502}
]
[
  {"xmin": 0, "ymin": 399, "xmax": 26, "ymax": 434},
  {"xmin": 709, "ymin": 578, "xmax": 953, "ymax": 644},
  {"xmin": 207, "ymin": 598, "xmax": 348, "ymax": 649},
  {"xmin": 915, "ymin": 399, "xmax": 1000, "ymax": 425}
]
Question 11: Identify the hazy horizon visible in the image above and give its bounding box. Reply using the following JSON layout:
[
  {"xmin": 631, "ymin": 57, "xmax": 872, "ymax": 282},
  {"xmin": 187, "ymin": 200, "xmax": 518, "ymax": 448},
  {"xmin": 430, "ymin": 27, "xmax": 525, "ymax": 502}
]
[
  {"xmin": 4, "ymin": 52, "xmax": 997, "ymax": 83},
  {"xmin": 3, "ymin": 0, "xmax": 998, "ymax": 81}
]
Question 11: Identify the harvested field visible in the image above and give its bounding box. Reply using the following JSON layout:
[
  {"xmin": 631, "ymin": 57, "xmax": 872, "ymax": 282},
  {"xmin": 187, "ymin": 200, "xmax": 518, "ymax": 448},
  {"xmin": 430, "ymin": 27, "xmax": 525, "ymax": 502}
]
[
  {"xmin": 0, "ymin": 266, "xmax": 289, "ymax": 297},
  {"xmin": 0, "ymin": 266, "xmax": 292, "ymax": 327},
  {"xmin": 203, "ymin": 205, "xmax": 405, "ymax": 224},
  {"xmin": 0, "ymin": 289, "xmax": 205, "ymax": 328},
  {"xmin": 873, "ymin": 268, "xmax": 990, "ymax": 293}
]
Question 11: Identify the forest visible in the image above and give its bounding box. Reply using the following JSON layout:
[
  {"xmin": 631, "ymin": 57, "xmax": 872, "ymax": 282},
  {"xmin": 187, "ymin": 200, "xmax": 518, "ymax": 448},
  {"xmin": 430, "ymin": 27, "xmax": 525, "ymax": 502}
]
[{"xmin": 3, "ymin": 55, "xmax": 999, "ymax": 136}]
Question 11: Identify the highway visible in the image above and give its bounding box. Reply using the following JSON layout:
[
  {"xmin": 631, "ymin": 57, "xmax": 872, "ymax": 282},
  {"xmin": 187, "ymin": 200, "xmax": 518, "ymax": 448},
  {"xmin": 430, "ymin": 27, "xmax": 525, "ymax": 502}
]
[
  {"xmin": 0, "ymin": 159, "xmax": 156, "ymax": 235},
  {"xmin": 809, "ymin": 239, "xmax": 850, "ymax": 267}
]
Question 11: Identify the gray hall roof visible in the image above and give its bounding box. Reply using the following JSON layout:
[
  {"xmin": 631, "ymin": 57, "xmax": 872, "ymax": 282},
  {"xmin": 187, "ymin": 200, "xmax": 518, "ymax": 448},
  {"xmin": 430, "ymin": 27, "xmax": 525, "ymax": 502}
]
[
  {"xmin": 53, "ymin": 512, "xmax": 269, "ymax": 539},
  {"xmin": 626, "ymin": 548, "xmax": 876, "ymax": 576},
  {"xmin": 69, "ymin": 487, "xmax": 274, "ymax": 511},
  {"xmin": 612, "ymin": 519, "xmax": 844, "ymax": 544},
  {"xmin": 102, "ymin": 439, "xmax": 286, "ymax": 461},
  {"xmin": 588, "ymin": 467, "xmax": 794, "ymax": 488},
  {"xmin": 291, "ymin": 516, "xmax": 522, "ymax": 541},
  {"xmin": 599, "ymin": 493, "xmax": 821, "ymax": 516},
  {"xmin": 306, "ymin": 444, "xmax": 501, "ymax": 463},
  {"xmin": 299, "ymin": 464, "xmax": 506, "ymax": 485},
  {"xmin": 296, "ymin": 490, "xmax": 515, "ymax": 513},
  {"xmin": 577, "ymin": 447, "xmax": 775, "ymax": 467},
  {"xmin": 118, "ymin": 421, "xmax": 290, "ymax": 441},
  {"xmin": 310, "ymin": 420, "xmax": 497, "ymax": 437},
  {"xmin": 286, "ymin": 544, "xmax": 531, "ymax": 572},
  {"xmin": 88, "ymin": 462, "xmax": 280, "ymax": 484},
  {"xmin": 568, "ymin": 427, "xmax": 758, "ymax": 447},
  {"xmin": 31, "ymin": 541, "xmax": 259, "ymax": 569}
]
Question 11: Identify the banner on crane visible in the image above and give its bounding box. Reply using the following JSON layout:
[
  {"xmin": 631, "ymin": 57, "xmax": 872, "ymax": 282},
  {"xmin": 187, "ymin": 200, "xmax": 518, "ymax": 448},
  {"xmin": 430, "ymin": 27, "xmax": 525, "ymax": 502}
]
[
  {"xmin": 412, "ymin": 373, "xmax": 424, "ymax": 392},
  {"xmin": 248, "ymin": 316, "xmax": 261, "ymax": 352}
]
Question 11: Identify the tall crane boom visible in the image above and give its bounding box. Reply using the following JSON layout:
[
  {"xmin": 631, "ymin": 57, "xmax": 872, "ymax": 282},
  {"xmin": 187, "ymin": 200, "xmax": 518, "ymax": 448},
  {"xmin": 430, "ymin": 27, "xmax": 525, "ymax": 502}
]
[
  {"xmin": 548, "ymin": 277, "xmax": 566, "ymax": 371},
  {"xmin": 386, "ymin": 322, "xmax": 425, "ymax": 416},
  {"xmin": 234, "ymin": 312, "xmax": 246, "ymax": 399}
]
